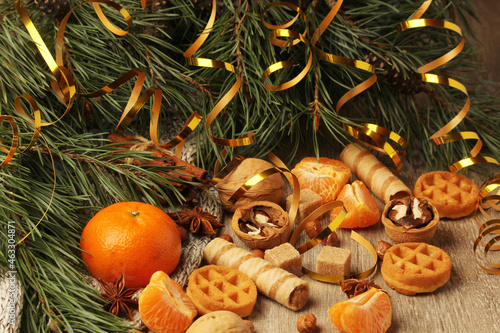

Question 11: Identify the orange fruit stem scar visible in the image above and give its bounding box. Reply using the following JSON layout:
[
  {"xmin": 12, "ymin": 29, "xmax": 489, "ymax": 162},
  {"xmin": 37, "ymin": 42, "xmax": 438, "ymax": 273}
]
[{"xmin": 80, "ymin": 202, "xmax": 181, "ymax": 288}]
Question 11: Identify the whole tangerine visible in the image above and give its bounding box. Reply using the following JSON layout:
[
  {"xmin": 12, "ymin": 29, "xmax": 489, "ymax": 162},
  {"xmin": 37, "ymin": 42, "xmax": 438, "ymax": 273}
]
[{"xmin": 80, "ymin": 202, "xmax": 181, "ymax": 288}]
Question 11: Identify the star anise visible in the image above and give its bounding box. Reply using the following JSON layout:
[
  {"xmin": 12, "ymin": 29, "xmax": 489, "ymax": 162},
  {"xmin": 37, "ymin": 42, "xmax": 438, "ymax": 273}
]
[
  {"xmin": 100, "ymin": 275, "xmax": 140, "ymax": 321},
  {"xmin": 340, "ymin": 279, "xmax": 382, "ymax": 298},
  {"xmin": 169, "ymin": 206, "xmax": 223, "ymax": 235}
]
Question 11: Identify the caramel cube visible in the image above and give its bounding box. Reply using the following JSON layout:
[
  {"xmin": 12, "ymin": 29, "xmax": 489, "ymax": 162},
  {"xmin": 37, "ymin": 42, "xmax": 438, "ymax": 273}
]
[
  {"xmin": 286, "ymin": 188, "xmax": 323, "ymax": 224},
  {"xmin": 316, "ymin": 246, "xmax": 351, "ymax": 276},
  {"xmin": 264, "ymin": 242, "xmax": 303, "ymax": 277}
]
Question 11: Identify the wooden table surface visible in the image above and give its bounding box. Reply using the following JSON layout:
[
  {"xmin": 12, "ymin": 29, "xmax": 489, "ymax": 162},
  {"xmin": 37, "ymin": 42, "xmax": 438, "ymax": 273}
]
[{"xmin": 217, "ymin": 152, "xmax": 500, "ymax": 333}]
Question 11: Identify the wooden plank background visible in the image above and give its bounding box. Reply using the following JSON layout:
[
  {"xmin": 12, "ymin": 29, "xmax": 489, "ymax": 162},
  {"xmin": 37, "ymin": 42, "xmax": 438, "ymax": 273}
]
[{"xmin": 215, "ymin": 151, "xmax": 500, "ymax": 333}]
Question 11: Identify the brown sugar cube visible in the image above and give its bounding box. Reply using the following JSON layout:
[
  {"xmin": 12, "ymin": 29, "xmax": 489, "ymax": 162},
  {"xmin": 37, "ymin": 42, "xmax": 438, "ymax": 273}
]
[
  {"xmin": 264, "ymin": 242, "xmax": 303, "ymax": 277},
  {"xmin": 286, "ymin": 188, "xmax": 323, "ymax": 224},
  {"xmin": 316, "ymin": 246, "xmax": 351, "ymax": 276}
]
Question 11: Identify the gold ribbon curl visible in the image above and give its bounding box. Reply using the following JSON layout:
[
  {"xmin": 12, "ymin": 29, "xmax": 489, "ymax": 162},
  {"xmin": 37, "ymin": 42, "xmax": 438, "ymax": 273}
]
[
  {"xmin": 183, "ymin": 0, "xmax": 255, "ymax": 149},
  {"xmin": 397, "ymin": 0, "xmax": 500, "ymax": 273},
  {"xmin": 262, "ymin": 0, "xmax": 407, "ymax": 172},
  {"xmin": 211, "ymin": 150, "xmax": 377, "ymax": 284},
  {"xmin": 473, "ymin": 175, "xmax": 500, "ymax": 273},
  {"xmin": 8, "ymin": 0, "xmax": 201, "ymax": 244},
  {"xmin": 397, "ymin": 0, "xmax": 499, "ymax": 173}
]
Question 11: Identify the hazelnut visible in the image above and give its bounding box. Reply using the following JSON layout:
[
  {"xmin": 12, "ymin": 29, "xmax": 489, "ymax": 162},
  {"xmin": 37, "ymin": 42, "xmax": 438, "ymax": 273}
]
[
  {"xmin": 177, "ymin": 226, "xmax": 189, "ymax": 242},
  {"xmin": 218, "ymin": 234, "xmax": 233, "ymax": 243},
  {"xmin": 297, "ymin": 313, "xmax": 316, "ymax": 333},
  {"xmin": 243, "ymin": 320, "xmax": 255, "ymax": 333},
  {"xmin": 304, "ymin": 219, "xmax": 323, "ymax": 239},
  {"xmin": 250, "ymin": 249, "xmax": 265, "ymax": 259},
  {"xmin": 321, "ymin": 231, "xmax": 338, "ymax": 246},
  {"xmin": 376, "ymin": 240, "xmax": 392, "ymax": 260}
]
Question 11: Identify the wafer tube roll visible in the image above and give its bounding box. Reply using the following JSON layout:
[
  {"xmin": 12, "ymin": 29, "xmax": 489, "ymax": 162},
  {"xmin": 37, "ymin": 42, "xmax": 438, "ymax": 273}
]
[
  {"xmin": 340, "ymin": 144, "xmax": 411, "ymax": 204},
  {"xmin": 203, "ymin": 238, "xmax": 309, "ymax": 311}
]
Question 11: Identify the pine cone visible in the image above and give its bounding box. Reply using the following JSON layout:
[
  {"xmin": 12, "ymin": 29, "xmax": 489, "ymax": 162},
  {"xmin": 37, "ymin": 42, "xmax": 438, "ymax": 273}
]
[
  {"xmin": 365, "ymin": 52, "xmax": 423, "ymax": 95},
  {"xmin": 34, "ymin": 0, "xmax": 69, "ymax": 20}
]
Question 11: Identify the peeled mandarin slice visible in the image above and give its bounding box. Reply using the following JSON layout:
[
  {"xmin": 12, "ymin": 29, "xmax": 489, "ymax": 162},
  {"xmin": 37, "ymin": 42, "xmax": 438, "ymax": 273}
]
[
  {"xmin": 139, "ymin": 271, "xmax": 197, "ymax": 333},
  {"xmin": 328, "ymin": 287, "xmax": 392, "ymax": 333},
  {"xmin": 291, "ymin": 157, "xmax": 351, "ymax": 203},
  {"xmin": 332, "ymin": 180, "xmax": 381, "ymax": 229}
]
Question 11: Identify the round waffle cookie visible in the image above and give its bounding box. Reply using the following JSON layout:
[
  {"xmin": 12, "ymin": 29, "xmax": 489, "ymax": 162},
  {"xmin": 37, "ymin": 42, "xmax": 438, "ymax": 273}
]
[
  {"xmin": 186, "ymin": 264, "xmax": 257, "ymax": 317},
  {"xmin": 413, "ymin": 171, "xmax": 479, "ymax": 219},
  {"xmin": 381, "ymin": 242, "xmax": 451, "ymax": 296}
]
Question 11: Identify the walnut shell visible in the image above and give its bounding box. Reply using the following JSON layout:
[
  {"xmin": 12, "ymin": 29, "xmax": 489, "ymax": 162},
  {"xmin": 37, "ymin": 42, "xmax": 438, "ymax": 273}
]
[
  {"xmin": 216, "ymin": 158, "xmax": 284, "ymax": 212},
  {"xmin": 187, "ymin": 311, "xmax": 251, "ymax": 333},
  {"xmin": 231, "ymin": 201, "xmax": 291, "ymax": 250}
]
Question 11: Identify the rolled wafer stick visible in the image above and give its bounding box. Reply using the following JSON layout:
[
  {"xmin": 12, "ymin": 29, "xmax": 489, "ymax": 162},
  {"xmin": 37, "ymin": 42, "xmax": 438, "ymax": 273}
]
[
  {"xmin": 203, "ymin": 238, "xmax": 309, "ymax": 311},
  {"xmin": 340, "ymin": 144, "xmax": 411, "ymax": 204}
]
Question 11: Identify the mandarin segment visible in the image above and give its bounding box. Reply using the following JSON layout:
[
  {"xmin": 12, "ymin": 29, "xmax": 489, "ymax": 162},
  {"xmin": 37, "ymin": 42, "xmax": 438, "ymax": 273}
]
[
  {"xmin": 328, "ymin": 288, "xmax": 392, "ymax": 333},
  {"xmin": 332, "ymin": 180, "xmax": 381, "ymax": 229},
  {"xmin": 139, "ymin": 271, "xmax": 197, "ymax": 333},
  {"xmin": 80, "ymin": 202, "xmax": 181, "ymax": 288},
  {"xmin": 291, "ymin": 157, "xmax": 351, "ymax": 203}
]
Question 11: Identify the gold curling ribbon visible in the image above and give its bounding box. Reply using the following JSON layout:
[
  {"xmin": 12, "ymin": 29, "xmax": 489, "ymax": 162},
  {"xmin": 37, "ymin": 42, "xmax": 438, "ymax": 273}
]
[
  {"xmin": 288, "ymin": 201, "xmax": 378, "ymax": 283},
  {"xmin": 397, "ymin": 0, "xmax": 500, "ymax": 273},
  {"xmin": 183, "ymin": 0, "xmax": 255, "ymax": 148},
  {"xmin": 262, "ymin": 1, "xmax": 407, "ymax": 172},
  {"xmin": 9, "ymin": 0, "xmax": 200, "ymax": 245},
  {"xmin": 271, "ymin": 152, "xmax": 377, "ymax": 284},
  {"xmin": 397, "ymin": 0, "xmax": 499, "ymax": 172},
  {"xmin": 210, "ymin": 152, "xmax": 300, "ymax": 227}
]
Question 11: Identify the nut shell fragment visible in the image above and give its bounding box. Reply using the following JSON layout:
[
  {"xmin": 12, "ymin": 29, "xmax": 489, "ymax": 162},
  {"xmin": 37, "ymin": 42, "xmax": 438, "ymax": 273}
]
[
  {"xmin": 232, "ymin": 201, "xmax": 291, "ymax": 250},
  {"xmin": 186, "ymin": 310, "xmax": 251, "ymax": 333},
  {"xmin": 215, "ymin": 158, "xmax": 284, "ymax": 212}
]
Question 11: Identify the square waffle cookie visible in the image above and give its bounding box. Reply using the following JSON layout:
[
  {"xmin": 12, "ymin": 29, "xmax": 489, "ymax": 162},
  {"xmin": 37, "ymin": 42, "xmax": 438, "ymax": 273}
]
[
  {"xmin": 413, "ymin": 171, "xmax": 479, "ymax": 219},
  {"xmin": 186, "ymin": 264, "xmax": 257, "ymax": 317},
  {"xmin": 381, "ymin": 242, "xmax": 451, "ymax": 296}
]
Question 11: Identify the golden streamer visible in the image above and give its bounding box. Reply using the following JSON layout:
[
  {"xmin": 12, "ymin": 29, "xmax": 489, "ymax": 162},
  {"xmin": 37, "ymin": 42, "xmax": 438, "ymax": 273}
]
[
  {"xmin": 211, "ymin": 150, "xmax": 376, "ymax": 284},
  {"xmin": 262, "ymin": 0, "xmax": 407, "ymax": 172},
  {"xmin": 287, "ymin": 200, "xmax": 377, "ymax": 283},
  {"xmin": 0, "ymin": 116, "xmax": 19, "ymax": 169},
  {"xmin": 397, "ymin": 0, "xmax": 500, "ymax": 274},
  {"xmin": 473, "ymin": 175, "xmax": 500, "ymax": 273},
  {"xmin": 210, "ymin": 153, "xmax": 300, "ymax": 227},
  {"xmin": 396, "ymin": 0, "xmax": 499, "ymax": 172},
  {"xmin": 15, "ymin": 0, "xmax": 200, "ymax": 157},
  {"xmin": 183, "ymin": 0, "xmax": 255, "ymax": 148},
  {"xmin": 302, "ymin": 231, "xmax": 378, "ymax": 284},
  {"xmin": 8, "ymin": 0, "xmax": 201, "ymax": 244}
]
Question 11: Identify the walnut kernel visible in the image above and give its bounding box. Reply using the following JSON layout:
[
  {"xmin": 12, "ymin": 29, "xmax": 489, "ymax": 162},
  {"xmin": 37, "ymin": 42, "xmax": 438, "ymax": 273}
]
[{"xmin": 297, "ymin": 313, "xmax": 316, "ymax": 333}]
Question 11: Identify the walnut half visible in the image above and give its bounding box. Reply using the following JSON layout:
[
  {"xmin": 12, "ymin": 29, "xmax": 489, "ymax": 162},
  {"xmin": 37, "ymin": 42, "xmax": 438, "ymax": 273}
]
[{"xmin": 231, "ymin": 201, "xmax": 291, "ymax": 250}]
